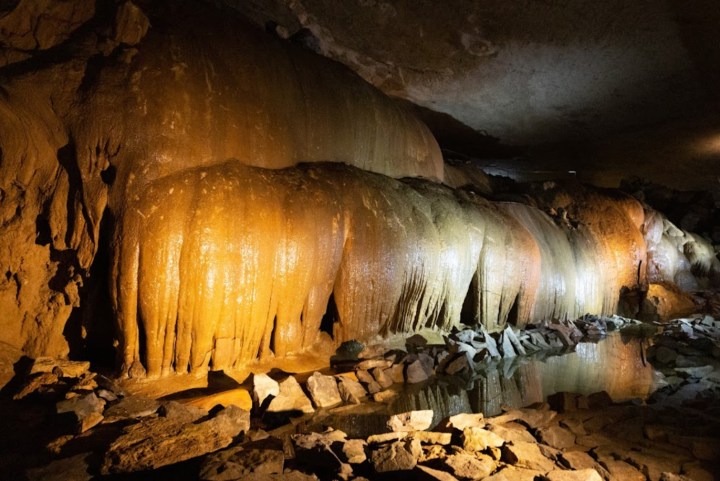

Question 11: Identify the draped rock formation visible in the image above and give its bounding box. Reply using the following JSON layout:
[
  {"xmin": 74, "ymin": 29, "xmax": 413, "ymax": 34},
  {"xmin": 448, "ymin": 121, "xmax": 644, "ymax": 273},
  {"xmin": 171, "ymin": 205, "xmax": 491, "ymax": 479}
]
[
  {"xmin": 0, "ymin": 0, "xmax": 441, "ymax": 361},
  {"xmin": 112, "ymin": 161, "xmax": 648, "ymax": 378}
]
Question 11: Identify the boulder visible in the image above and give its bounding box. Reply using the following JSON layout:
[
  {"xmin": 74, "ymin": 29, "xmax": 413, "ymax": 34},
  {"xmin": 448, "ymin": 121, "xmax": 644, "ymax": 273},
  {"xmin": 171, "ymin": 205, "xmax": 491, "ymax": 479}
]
[
  {"xmin": 337, "ymin": 376, "xmax": 367, "ymax": 404},
  {"xmin": 416, "ymin": 465, "xmax": 460, "ymax": 481},
  {"xmin": 30, "ymin": 357, "xmax": 90, "ymax": 379},
  {"xmin": 444, "ymin": 412, "xmax": 485, "ymax": 431},
  {"xmin": 306, "ymin": 372, "xmax": 342, "ymax": 408},
  {"xmin": 411, "ymin": 431, "xmax": 452, "ymax": 445},
  {"xmin": 252, "ymin": 373, "xmax": 280, "ymax": 406},
  {"xmin": 462, "ymin": 427, "xmax": 505, "ymax": 451},
  {"xmin": 158, "ymin": 401, "xmax": 207, "ymax": 423},
  {"xmin": 538, "ymin": 425, "xmax": 576, "ymax": 450},
  {"xmin": 388, "ymin": 410, "xmax": 434, "ymax": 432},
  {"xmin": 103, "ymin": 395, "xmax": 160, "ymax": 423},
  {"xmin": 487, "ymin": 423, "xmax": 536, "ymax": 444},
  {"xmin": 560, "ymin": 451, "xmax": 598, "ymax": 470},
  {"xmin": 406, "ymin": 360, "xmax": 430, "ymax": 384},
  {"xmin": 370, "ymin": 438, "xmax": 422, "ymax": 472},
  {"xmin": 484, "ymin": 467, "xmax": 544, "ymax": 481},
  {"xmin": 443, "ymin": 452, "xmax": 495, "ymax": 479},
  {"xmin": 13, "ymin": 372, "xmax": 59, "ymax": 400},
  {"xmin": 101, "ymin": 405, "xmax": 250, "ymax": 474},
  {"xmin": 502, "ymin": 441, "xmax": 557, "ymax": 472},
  {"xmin": 292, "ymin": 430, "xmax": 352, "ymax": 478},
  {"xmin": 199, "ymin": 438, "xmax": 285, "ymax": 481},
  {"xmin": 356, "ymin": 369, "xmax": 382, "ymax": 394},
  {"xmin": 371, "ymin": 367, "xmax": 394, "ymax": 389},
  {"xmin": 341, "ymin": 439, "xmax": 367, "ymax": 464},
  {"xmin": 56, "ymin": 392, "xmax": 105, "ymax": 433},
  {"xmin": 545, "ymin": 469, "xmax": 603, "ymax": 481},
  {"xmin": 266, "ymin": 376, "xmax": 314, "ymax": 414}
]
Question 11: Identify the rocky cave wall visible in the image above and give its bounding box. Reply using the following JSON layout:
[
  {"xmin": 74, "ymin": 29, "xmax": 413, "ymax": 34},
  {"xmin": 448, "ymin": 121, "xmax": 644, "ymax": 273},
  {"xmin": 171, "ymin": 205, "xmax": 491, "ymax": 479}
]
[{"xmin": 0, "ymin": 0, "xmax": 716, "ymax": 381}]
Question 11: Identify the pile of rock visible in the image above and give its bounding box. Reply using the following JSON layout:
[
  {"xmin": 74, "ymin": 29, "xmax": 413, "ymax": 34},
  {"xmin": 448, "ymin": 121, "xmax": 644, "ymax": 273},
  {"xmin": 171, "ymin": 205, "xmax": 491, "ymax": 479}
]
[
  {"xmin": 10, "ymin": 357, "xmax": 251, "ymax": 477},
  {"xmin": 200, "ymin": 391, "xmax": 718, "ymax": 481},
  {"xmin": 646, "ymin": 315, "xmax": 720, "ymax": 400}
]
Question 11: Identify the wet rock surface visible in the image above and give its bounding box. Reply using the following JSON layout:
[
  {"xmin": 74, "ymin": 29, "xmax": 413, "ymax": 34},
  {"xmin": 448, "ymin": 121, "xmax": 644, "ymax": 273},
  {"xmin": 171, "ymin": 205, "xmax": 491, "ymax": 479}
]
[{"xmin": 2, "ymin": 314, "xmax": 720, "ymax": 480}]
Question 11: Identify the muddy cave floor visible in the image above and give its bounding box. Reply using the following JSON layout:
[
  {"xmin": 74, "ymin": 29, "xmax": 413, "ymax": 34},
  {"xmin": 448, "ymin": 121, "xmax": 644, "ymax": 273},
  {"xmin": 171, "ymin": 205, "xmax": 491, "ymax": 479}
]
[{"xmin": 1, "ymin": 314, "xmax": 720, "ymax": 481}]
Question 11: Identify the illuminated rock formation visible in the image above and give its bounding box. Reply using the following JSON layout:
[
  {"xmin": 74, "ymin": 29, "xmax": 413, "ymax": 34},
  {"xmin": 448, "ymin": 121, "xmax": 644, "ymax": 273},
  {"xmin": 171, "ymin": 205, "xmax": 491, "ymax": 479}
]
[
  {"xmin": 112, "ymin": 161, "xmax": 649, "ymax": 378},
  {"xmin": 0, "ymin": 0, "xmax": 441, "ymax": 360},
  {"xmin": 643, "ymin": 208, "xmax": 720, "ymax": 291}
]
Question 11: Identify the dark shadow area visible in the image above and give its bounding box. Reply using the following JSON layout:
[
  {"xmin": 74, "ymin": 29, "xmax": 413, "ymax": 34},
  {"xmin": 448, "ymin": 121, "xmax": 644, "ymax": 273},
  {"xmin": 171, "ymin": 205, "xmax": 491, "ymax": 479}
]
[
  {"xmin": 77, "ymin": 207, "xmax": 117, "ymax": 369},
  {"xmin": 460, "ymin": 274, "xmax": 479, "ymax": 326},
  {"xmin": 393, "ymin": 97, "xmax": 522, "ymax": 159},
  {"xmin": 506, "ymin": 294, "xmax": 520, "ymax": 327},
  {"xmin": 320, "ymin": 293, "xmax": 340, "ymax": 340}
]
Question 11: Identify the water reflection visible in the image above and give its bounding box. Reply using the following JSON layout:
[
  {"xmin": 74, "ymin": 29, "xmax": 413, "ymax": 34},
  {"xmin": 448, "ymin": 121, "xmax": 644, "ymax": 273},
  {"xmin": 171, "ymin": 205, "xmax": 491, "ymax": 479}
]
[
  {"xmin": 307, "ymin": 333, "xmax": 658, "ymax": 437},
  {"xmin": 397, "ymin": 332, "xmax": 657, "ymax": 419}
]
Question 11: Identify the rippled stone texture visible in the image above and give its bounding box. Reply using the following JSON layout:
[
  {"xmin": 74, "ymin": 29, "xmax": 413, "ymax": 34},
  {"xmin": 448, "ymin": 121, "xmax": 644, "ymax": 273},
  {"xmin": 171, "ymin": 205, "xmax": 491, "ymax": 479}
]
[
  {"xmin": 112, "ymin": 161, "xmax": 647, "ymax": 378},
  {"xmin": 0, "ymin": 0, "xmax": 441, "ymax": 364}
]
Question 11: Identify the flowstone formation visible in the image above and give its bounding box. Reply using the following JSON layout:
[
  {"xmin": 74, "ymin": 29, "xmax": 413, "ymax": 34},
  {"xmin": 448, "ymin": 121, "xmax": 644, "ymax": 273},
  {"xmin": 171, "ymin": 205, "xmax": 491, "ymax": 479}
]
[
  {"xmin": 0, "ymin": 0, "xmax": 716, "ymax": 383},
  {"xmin": 112, "ymin": 160, "xmax": 649, "ymax": 378},
  {"xmin": 0, "ymin": 0, "xmax": 441, "ymax": 365}
]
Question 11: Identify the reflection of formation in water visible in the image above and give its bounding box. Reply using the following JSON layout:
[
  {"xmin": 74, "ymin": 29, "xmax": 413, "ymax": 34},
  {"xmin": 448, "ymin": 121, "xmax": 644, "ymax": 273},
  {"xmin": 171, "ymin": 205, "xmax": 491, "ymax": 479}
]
[{"xmin": 393, "ymin": 334, "xmax": 657, "ymax": 421}]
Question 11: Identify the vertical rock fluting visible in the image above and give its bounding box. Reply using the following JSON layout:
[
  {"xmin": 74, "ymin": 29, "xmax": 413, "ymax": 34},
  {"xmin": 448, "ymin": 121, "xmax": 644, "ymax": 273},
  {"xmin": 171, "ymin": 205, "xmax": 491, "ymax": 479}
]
[
  {"xmin": 0, "ymin": 0, "xmax": 443, "ymax": 361},
  {"xmin": 643, "ymin": 207, "xmax": 720, "ymax": 290},
  {"xmin": 112, "ymin": 161, "xmax": 648, "ymax": 378}
]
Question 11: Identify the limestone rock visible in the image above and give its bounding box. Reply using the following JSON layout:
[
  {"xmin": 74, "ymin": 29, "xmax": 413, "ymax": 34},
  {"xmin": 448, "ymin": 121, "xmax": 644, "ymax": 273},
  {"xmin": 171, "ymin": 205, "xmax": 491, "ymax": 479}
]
[
  {"xmin": 252, "ymin": 373, "xmax": 280, "ymax": 406},
  {"xmin": 199, "ymin": 438, "xmax": 285, "ymax": 481},
  {"xmin": 101, "ymin": 405, "xmax": 250, "ymax": 474},
  {"xmin": 444, "ymin": 412, "xmax": 485, "ymax": 431},
  {"xmin": 416, "ymin": 465, "xmax": 460, "ymax": 481},
  {"xmin": 373, "ymin": 389, "xmax": 399, "ymax": 403},
  {"xmin": 267, "ymin": 376, "xmax": 314, "ymax": 414},
  {"xmin": 484, "ymin": 467, "xmax": 544, "ymax": 481},
  {"xmin": 342, "ymin": 439, "xmax": 367, "ymax": 464},
  {"xmin": 103, "ymin": 395, "xmax": 160, "ymax": 423},
  {"xmin": 502, "ymin": 441, "xmax": 557, "ymax": 472},
  {"xmin": 13, "ymin": 372, "xmax": 59, "ymax": 400},
  {"xmin": 487, "ymin": 423, "xmax": 536, "ymax": 444},
  {"xmin": 337, "ymin": 376, "xmax": 367, "ymax": 404},
  {"xmin": 406, "ymin": 360, "xmax": 430, "ymax": 384},
  {"xmin": 292, "ymin": 430, "xmax": 351, "ymax": 477},
  {"xmin": 538, "ymin": 425, "xmax": 576, "ymax": 450},
  {"xmin": 599, "ymin": 459, "xmax": 646, "ymax": 481},
  {"xmin": 443, "ymin": 452, "xmax": 495, "ymax": 479},
  {"xmin": 370, "ymin": 438, "xmax": 422, "ymax": 472},
  {"xmin": 158, "ymin": 401, "xmax": 207, "ymax": 424},
  {"xmin": 560, "ymin": 451, "xmax": 598, "ymax": 470},
  {"xmin": 545, "ymin": 469, "xmax": 603, "ymax": 481},
  {"xmin": 371, "ymin": 367, "xmax": 394, "ymax": 389},
  {"xmin": 388, "ymin": 410, "xmax": 434, "ymax": 432},
  {"xmin": 30, "ymin": 357, "xmax": 90, "ymax": 378},
  {"xmin": 356, "ymin": 370, "xmax": 382, "ymax": 394},
  {"xmin": 387, "ymin": 363, "xmax": 406, "ymax": 384},
  {"xmin": 56, "ymin": 392, "xmax": 105, "ymax": 433},
  {"xmin": 368, "ymin": 432, "xmax": 409, "ymax": 444},
  {"xmin": 462, "ymin": 427, "xmax": 505, "ymax": 451},
  {"xmin": 548, "ymin": 392, "xmax": 579, "ymax": 413},
  {"xmin": 306, "ymin": 371, "xmax": 342, "ymax": 408},
  {"xmin": 411, "ymin": 431, "xmax": 453, "ymax": 445},
  {"xmin": 113, "ymin": 1, "xmax": 150, "ymax": 46}
]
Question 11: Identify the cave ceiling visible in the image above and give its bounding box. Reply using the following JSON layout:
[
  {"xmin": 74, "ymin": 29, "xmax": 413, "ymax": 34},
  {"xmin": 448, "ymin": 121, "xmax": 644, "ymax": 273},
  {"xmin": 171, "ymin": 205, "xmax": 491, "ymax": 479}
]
[{"xmin": 219, "ymin": 0, "xmax": 720, "ymax": 190}]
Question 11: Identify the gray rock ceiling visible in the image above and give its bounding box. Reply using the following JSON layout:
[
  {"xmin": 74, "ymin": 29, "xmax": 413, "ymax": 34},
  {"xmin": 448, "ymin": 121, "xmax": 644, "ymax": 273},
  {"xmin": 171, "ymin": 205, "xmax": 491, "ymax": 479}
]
[{"xmin": 219, "ymin": 0, "xmax": 720, "ymax": 190}]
